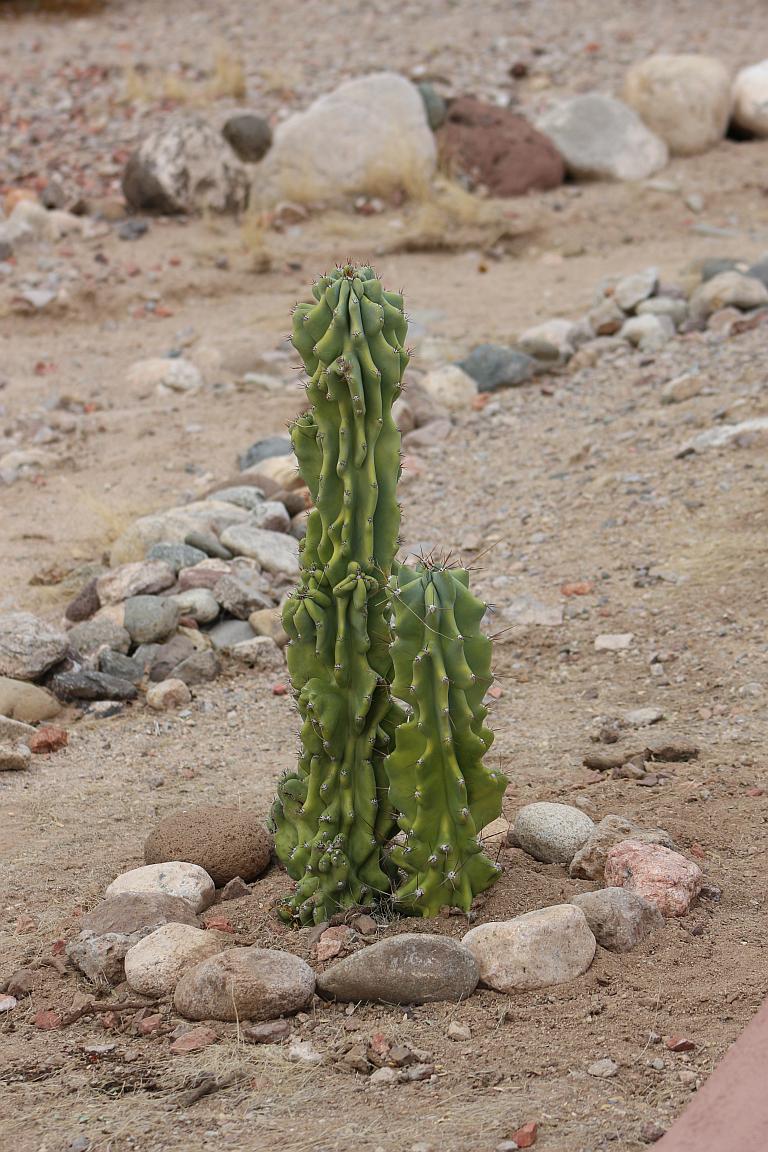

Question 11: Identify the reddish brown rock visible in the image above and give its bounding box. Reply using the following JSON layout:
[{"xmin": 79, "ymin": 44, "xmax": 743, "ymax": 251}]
[
  {"xmin": 144, "ymin": 805, "xmax": 273, "ymax": 886},
  {"xmin": 437, "ymin": 96, "xmax": 564, "ymax": 196},
  {"xmin": 604, "ymin": 839, "xmax": 703, "ymax": 917}
]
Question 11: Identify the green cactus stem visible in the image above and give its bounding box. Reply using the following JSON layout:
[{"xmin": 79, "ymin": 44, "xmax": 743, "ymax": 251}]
[
  {"xmin": 384, "ymin": 557, "xmax": 506, "ymax": 915},
  {"xmin": 271, "ymin": 264, "xmax": 409, "ymax": 925}
]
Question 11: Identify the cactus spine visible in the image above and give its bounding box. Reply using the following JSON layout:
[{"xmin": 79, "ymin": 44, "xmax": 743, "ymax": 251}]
[
  {"xmin": 384, "ymin": 559, "xmax": 505, "ymax": 914},
  {"xmin": 271, "ymin": 265, "xmax": 408, "ymax": 925}
]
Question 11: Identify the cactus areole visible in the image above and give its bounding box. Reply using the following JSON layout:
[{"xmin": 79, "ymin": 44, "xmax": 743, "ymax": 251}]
[{"xmin": 271, "ymin": 264, "xmax": 505, "ymax": 924}]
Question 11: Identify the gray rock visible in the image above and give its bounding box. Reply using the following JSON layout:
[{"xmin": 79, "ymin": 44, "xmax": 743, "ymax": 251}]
[
  {"xmin": 747, "ymin": 257, "xmax": 768, "ymax": 288},
  {"xmin": 149, "ymin": 635, "xmax": 196, "ymax": 682},
  {"xmin": 50, "ymin": 669, "xmax": 138, "ymax": 703},
  {"xmin": 0, "ymin": 715, "xmax": 35, "ymax": 742},
  {"xmin": 512, "ymin": 802, "xmax": 595, "ymax": 865},
  {"xmin": 209, "ymin": 486, "xmax": 266, "ymax": 512},
  {"xmin": 81, "ymin": 892, "xmax": 200, "ymax": 936},
  {"xmin": 184, "ymin": 530, "xmax": 233, "ymax": 560},
  {"xmin": 588, "ymin": 1057, "xmax": 620, "ymax": 1079},
  {"xmin": 146, "ymin": 678, "xmax": 191, "ymax": 711},
  {"xmin": 132, "ymin": 644, "xmax": 160, "ymax": 673},
  {"xmin": 0, "ymin": 676, "xmax": 61, "ymax": 723},
  {"xmin": 219, "ymin": 525, "xmax": 299, "ymax": 577},
  {"xmin": 660, "ymin": 372, "xmax": 703, "ymax": 404},
  {"xmin": 174, "ymin": 946, "xmax": 315, "ymax": 1022},
  {"xmin": 619, "ymin": 313, "xmax": 675, "ymax": 352},
  {"xmin": 246, "ymin": 501, "xmax": 291, "ymax": 533},
  {"xmin": 169, "ymin": 588, "xmax": 220, "ymax": 624},
  {"xmin": 418, "ymin": 82, "xmax": 447, "ymax": 131},
  {"xmin": 66, "ymin": 932, "xmax": 134, "ymax": 984},
  {"xmin": 463, "ymin": 905, "xmax": 596, "ymax": 992},
  {"xmin": 207, "ymin": 618, "xmax": 256, "ymax": 652},
  {"xmin": 700, "ymin": 257, "xmax": 747, "ymax": 282},
  {"xmin": 232, "ymin": 636, "xmax": 284, "ymax": 669},
  {"xmin": 239, "ymin": 435, "xmax": 293, "ymax": 472},
  {"xmin": 570, "ymin": 888, "xmax": 663, "ymax": 953},
  {"xmin": 0, "ymin": 612, "xmax": 69, "ymax": 681},
  {"xmin": 625, "ymin": 707, "xmax": 664, "ymax": 727},
  {"xmin": 588, "ymin": 296, "xmax": 625, "ymax": 335},
  {"xmin": 537, "ymin": 93, "xmax": 668, "ymax": 181},
  {"xmin": 614, "ymin": 267, "xmax": 659, "ymax": 312},
  {"xmin": 690, "ymin": 271, "xmax": 768, "ymax": 320},
  {"xmin": 457, "ymin": 344, "xmax": 536, "ymax": 392},
  {"xmin": 316, "ymin": 934, "xmax": 479, "ymax": 1005},
  {"xmin": 97, "ymin": 650, "xmax": 144, "ymax": 683},
  {"xmin": 147, "ymin": 542, "xmax": 208, "ymax": 573},
  {"xmin": 517, "ymin": 318, "xmax": 575, "ymax": 362},
  {"xmin": 174, "ymin": 649, "xmax": 221, "ymax": 685},
  {"xmin": 110, "ymin": 500, "xmax": 249, "ymax": 566},
  {"xmin": 0, "ymin": 742, "xmax": 32, "ymax": 771},
  {"xmin": 636, "ymin": 296, "xmax": 688, "ymax": 328},
  {"xmin": 68, "ymin": 617, "xmax": 132, "ymax": 657},
  {"xmin": 122, "ymin": 115, "xmax": 250, "ymax": 215},
  {"xmin": 569, "ymin": 815, "xmax": 675, "ymax": 881},
  {"xmin": 213, "ymin": 569, "xmax": 272, "ymax": 618},
  {"xmin": 222, "ymin": 113, "xmax": 273, "ymax": 162},
  {"xmin": 123, "ymin": 596, "xmax": 181, "ymax": 644}
]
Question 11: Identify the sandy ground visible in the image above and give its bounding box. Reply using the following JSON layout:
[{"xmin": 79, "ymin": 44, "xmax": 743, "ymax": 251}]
[{"xmin": 2, "ymin": 3, "xmax": 768, "ymax": 1151}]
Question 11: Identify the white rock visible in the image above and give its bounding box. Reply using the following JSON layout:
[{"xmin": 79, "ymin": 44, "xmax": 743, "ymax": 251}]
[
  {"xmin": 660, "ymin": 373, "xmax": 703, "ymax": 404},
  {"xmin": 614, "ymin": 267, "xmax": 658, "ymax": 312},
  {"xmin": 537, "ymin": 94, "xmax": 668, "ymax": 182},
  {"xmin": 679, "ymin": 417, "xmax": 768, "ymax": 455},
  {"xmin": 106, "ymin": 862, "xmax": 215, "ymax": 913},
  {"xmin": 418, "ymin": 364, "xmax": 477, "ymax": 412},
  {"xmin": 123, "ymin": 115, "xmax": 249, "ymax": 215},
  {"xmin": 259, "ymin": 72, "xmax": 436, "ymax": 206},
  {"xmin": 570, "ymin": 888, "xmax": 663, "ymax": 953},
  {"xmin": 503, "ymin": 596, "xmax": 563, "ymax": 627},
  {"xmin": 588, "ymin": 1058, "xmax": 620, "ymax": 1079},
  {"xmin": 220, "ymin": 524, "xmax": 299, "ymax": 577},
  {"xmin": 0, "ymin": 742, "xmax": 32, "ymax": 771},
  {"xmin": 636, "ymin": 296, "xmax": 688, "ymax": 328},
  {"xmin": 96, "ymin": 560, "xmax": 176, "ymax": 606},
  {"xmin": 512, "ymin": 802, "xmax": 595, "ymax": 865},
  {"xmin": 624, "ymin": 707, "xmax": 664, "ymax": 727},
  {"xmin": 689, "ymin": 271, "xmax": 768, "ymax": 320},
  {"xmin": 126, "ymin": 358, "xmax": 204, "ymax": 395},
  {"xmin": 286, "ymin": 1040, "xmax": 324, "ymax": 1066},
  {"xmin": 462, "ymin": 905, "xmax": 596, "ymax": 992},
  {"xmin": 624, "ymin": 54, "xmax": 731, "ymax": 155},
  {"xmin": 169, "ymin": 588, "xmax": 220, "ymax": 624},
  {"xmin": 0, "ymin": 995, "xmax": 18, "ymax": 1012},
  {"xmin": 231, "ymin": 635, "xmax": 284, "ymax": 670},
  {"xmin": 124, "ymin": 922, "xmax": 232, "ymax": 998},
  {"xmin": 619, "ymin": 313, "xmax": 675, "ymax": 352},
  {"xmin": 110, "ymin": 500, "xmax": 250, "ymax": 565},
  {"xmin": 732, "ymin": 60, "xmax": 768, "ymax": 137},
  {"xmin": 0, "ymin": 612, "xmax": 69, "ymax": 681},
  {"xmin": 594, "ymin": 632, "xmax": 634, "ymax": 652},
  {"xmin": 146, "ymin": 679, "xmax": 192, "ymax": 711},
  {"xmin": 517, "ymin": 318, "xmax": 576, "ymax": 362}
]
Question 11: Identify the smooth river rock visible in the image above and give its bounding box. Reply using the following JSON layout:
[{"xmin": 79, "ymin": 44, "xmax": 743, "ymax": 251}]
[
  {"xmin": 512, "ymin": 802, "xmax": 595, "ymax": 865},
  {"xmin": 124, "ymin": 923, "xmax": 234, "ymax": 998},
  {"xmin": 316, "ymin": 934, "xmax": 479, "ymax": 1005},
  {"xmin": 174, "ymin": 946, "xmax": 315, "ymax": 1022},
  {"xmin": 106, "ymin": 862, "xmax": 216, "ymax": 913},
  {"xmin": 462, "ymin": 905, "xmax": 596, "ymax": 992}
]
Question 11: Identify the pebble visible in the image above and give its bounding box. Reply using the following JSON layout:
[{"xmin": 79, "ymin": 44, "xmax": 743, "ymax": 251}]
[
  {"xmin": 66, "ymin": 931, "xmax": 136, "ymax": 984},
  {"xmin": 317, "ymin": 934, "xmax": 479, "ymax": 1004},
  {"xmin": 146, "ymin": 678, "xmax": 192, "ymax": 711},
  {"xmin": 208, "ymin": 618, "xmax": 256, "ymax": 651},
  {"xmin": 213, "ymin": 569, "xmax": 272, "ymax": 618},
  {"xmin": 169, "ymin": 588, "xmax": 220, "ymax": 624},
  {"xmin": 457, "ymin": 344, "xmax": 536, "ymax": 392},
  {"xmin": 68, "ymin": 618, "xmax": 132, "ymax": 657},
  {"xmin": 620, "ymin": 313, "xmax": 675, "ymax": 352},
  {"xmin": 587, "ymin": 1057, "xmax": 619, "ymax": 1079},
  {"xmin": 369, "ymin": 1066, "xmax": 399, "ymax": 1087},
  {"xmin": 238, "ymin": 435, "xmax": 293, "ymax": 472},
  {"xmin": 447, "ymin": 1020, "xmax": 471, "ymax": 1042},
  {"xmin": 174, "ymin": 946, "xmax": 315, "ymax": 1022},
  {"xmin": 174, "ymin": 649, "xmax": 221, "ymax": 686},
  {"xmin": 96, "ymin": 560, "xmax": 175, "ymax": 606},
  {"xmin": 0, "ymin": 676, "xmax": 61, "ymax": 723},
  {"xmin": 512, "ymin": 802, "xmax": 595, "ymax": 865},
  {"xmin": 0, "ymin": 612, "xmax": 68, "ymax": 680},
  {"xmin": 123, "ymin": 596, "xmax": 180, "ymax": 644},
  {"xmin": 517, "ymin": 318, "xmax": 576, "ymax": 362},
  {"xmin": 50, "ymin": 669, "xmax": 138, "ymax": 703},
  {"xmin": 124, "ymin": 923, "xmax": 234, "ymax": 998},
  {"xmin": 222, "ymin": 112, "xmax": 273, "ymax": 162},
  {"xmin": 184, "ymin": 531, "xmax": 234, "ymax": 561},
  {"xmin": 110, "ymin": 500, "xmax": 249, "ymax": 566},
  {"xmin": 604, "ymin": 840, "xmax": 703, "ymax": 917},
  {"xmin": 570, "ymin": 888, "xmax": 663, "ymax": 952},
  {"xmin": 624, "ymin": 707, "xmax": 664, "ymax": 727},
  {"xmin": 81, "ymin": 892, "xmax": 200, "ymax": 936},
  {"xmin": 570, "ymin": 815, "xmax": 675, "ymax": 881},
  {"xmin": 624, "ymin": 54, "xmax": 731, "ymax": 155},
  {"xmin": 0, "ymin": 742, "xmax": 32, "ymax": 771},
  {"xmin": 169, "ymin": 1025, "xmax": 219, "ymax": 1054},
  {"xmin": 463, "ymin": 905, "xmax": 595, "ymax": 992},
  {"xmin": 594, "ymin": 632, "xmax": 634, "ymax": 652},
  {"xmin": 287, "ymin": 1039, "xmax": 324, "ymax": 1066},
  {"xmin": 219, "ymin": 525, "xmax": 299, "ymax": 577},
  {"xmin": 65, "ymin": 578, "xmax": 101, "ymax": 623},
  {"xmin": 147, "ymin": 542, "xmax": 208, "ymax": 573},
  {"xmin": 106, "ymin": 862, "xmax": 215, "ymax": 913},
  {"xmin": 418, "ymin": 364, "xmax": 477, "ymax": 411},
  {"xmin": 588, "ymin": 297, "xmax": 625, "ymax": 336},
  {"xmin": 614, "ymin": 267, "xmax": 658, "ymax": 312},
  {"xmin": 144, "ymin": 805, "xmax": 272, "ymax": 886},
  {"xmin": 537, "ymin": 93, "xmax": 667, "ymax": 181},
  {"xmin": 242, "ymin": 1018, "xmax": 291, "ymax": 1044},
  {"xmin": 690, "ymin": 271, "xmax": 768, "ymax": 320},
  {"xmin": 232, "ymin": 635, "xmax": 284, "ymax": 669},
  {"xmin": 660, "ymin": 373, "xmax": 703, "ymax": 404}
]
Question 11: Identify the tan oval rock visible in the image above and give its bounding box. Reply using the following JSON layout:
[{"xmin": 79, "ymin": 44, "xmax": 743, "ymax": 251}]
[
  {"xmin": 144, "ymin": 806, "xmax": 272, "ymax": 886},
  {"xmin": 124, "ymin": 923, "xmax": 234, "ymax": 998},
  {"xmin": 106, "ymin": 862, "xmax": 215, "ymax": 912},
  {"xmin": 173, "ymin": 946, "xmax": 315, "ymax": 1022},
  {"xmin": 462, "ymin": 905, "xmax": 596, "ymax": 992},
  {"xmin": 624, "ymin": 54, "xmax": 731, "ymax": 156}
]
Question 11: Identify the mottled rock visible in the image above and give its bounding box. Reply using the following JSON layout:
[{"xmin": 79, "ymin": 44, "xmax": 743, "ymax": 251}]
[
  {"xmin": 418, "ymin": 364, "xmax": 477, "ymax": 411},
  {"xmin": 178, "ymin": 559, "xmax": 233, "ymax": 591},
  {"xmin": 232, "ymin": 635, "xmax": 284, "ymax": 669},
  {"xmin": 538, "ymin": 93, "xmax": 668, "ymax": 181},
  {"xmin": 149, "ymin": 635, "xmax": 196, "ymax": 682},
  {"xmin": 242, "ymin": 1018, "xmax": 291, "ymax": 1044},
  {"xmin": 624, "ymin": 54, "xmax": 731, "ymax": 155},
  {"xmin": 588, "ymin": 297, "xmax": 626, "ymax": 336},
  {"xmin": 147, "ymin": 542, "xmax": 208, "ymax": 573},
  {"xmin": 248, "ymin": 607, "xmax": 289, "ymax": 648},
  {"xmin": 462, "ymin": 905, "xmax": 596, "ymax": 992},
  {"xmin": 219, "ymin": 525, "xmax": 299, "ymax": 577},
  {"xmin": 174, "ymin": 649, "xmax": 221, "ymax": 685},
  {"xmin": 169, "ymin": 588, "xmax": 220, "ymax": 624},
  {"xmin": 50, "ymin": 669, "xmax": 138, "ymax": 703},
  {"xmin": 637, "ymin": 296, "xmax": 689, "ymax": 328},
  {"xmin": 213, "ymin": 569, "xmax": 272, "ymax": 618},
  {"xmin": 125, "ymin": 923, "xmax": 233, "ymax": 998},
  {"xmin": 0, "ymin": 613, "xmax": 68, "ymax": 680},
  {"xmin": 96, "ymin": 561, "xmax": 175, "ymax": 605},
  {"xmin": 457, "ymin": 344, "xmax": 537, "ymax": 392},
  {"xmin": 604, "ymin": 840, "xmax": 703, "ymax": 916},
  {"xmin": 144, "ymin": 806, "xmax": 272, "ymax": 885},
  {"xmin": 66, "ymin": 932, "xmax": 133, "ymax": 984},
  {"xmin": 660, "ymin": 373, "xmax": 703, "ymax": 404},
  {"xmin": 317, "ymin": 934, "xmax": 479, "ymax": 1005},
  {"xmin": 0, "ymin": 677, "xmax": 61, "ymax": 723},
  {"xmin": 570, "ymin": 888, "xmax": 663, "ymax": 952},
  {"xmin": 174, "ymin": 946, "xmax": 315, "ymax": 1021},
  {"xmin": 68, "ymin": 618, "xmax": 132, "ymax": 657},
  {"xmin": 183, "ymin": 532, "xmax": 234, "ymax": 561},
  {"xmin": 222, "ymin": 113, "xmax": 272, "ymax": 162},
  {"xmin": 594, "ymin": 632, "xmax": 634, "ymax": 652},
  {"xmin": 123, "ymin": 597, "xmax": 180, "ymax": 645},
  {"xmin": 570, "ymin": 815, "xmax": 675, "ymax": 881},
  {"xmin": 0, "ymin": 714, "xmax": 35, "ymax": 742},
  {"xmin": 81, "ymin": 892, "xmax": 199, "ymax": 936},
  {"xmin": 0, "ymin": 742, "xmax": 32, "ymax": 771},
  {"xmin": 65, "ymin": 578, "xmax": 101, "ymax": 623},
  {"xmin": 512, "ymin": 802, "xmax": 595, "ymax": 865},
  {"xmin": 146, "ymin": 678, "xmax": 192, "ymax": 711},
  {"xmin": 98, "ymin": 650, "xmax": 143, "ymax": 684},
  {"xmin": 690, "ymin": 271, "xmax": 768, "ymax": 320},
  {"xmin": 106, "ymin": 862, "xmax": 215, "ymax": 913}
]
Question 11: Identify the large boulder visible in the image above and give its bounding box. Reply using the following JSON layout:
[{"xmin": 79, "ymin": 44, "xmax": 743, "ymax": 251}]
[
  {"xmin": 732, "ymin": 60, "xmax": 768, "ymax": 137},
  {"xmin": 259, "ymin": 73, "xmax": 436, "ymax": 206},
  {"xmin": 437, "ymin": 96, "xmax": 564, "ymax": 196},
  {"xmin": 537, "ymin": 94, "xmax": 668, "ymax": 182},
  {"xmin": 122, "ymin": 115, "xmax": 250, "ymax": 215},
  {"xmin": 624, "ymin": 54, "xmax": 731, "ymax": 155}
]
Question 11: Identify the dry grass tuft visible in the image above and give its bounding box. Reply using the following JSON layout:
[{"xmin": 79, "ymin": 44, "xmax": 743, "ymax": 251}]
[
  {"xmin": 209, "ymin": 47, "xmax": 247, "ymax": 101},
  {"xmin": 382, "ymin": 178, "xmax": 536, "ymax": 254}
]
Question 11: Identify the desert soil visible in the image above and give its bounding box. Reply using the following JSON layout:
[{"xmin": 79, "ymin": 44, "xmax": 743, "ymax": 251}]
[{"xmin": 2, "ymin": 3, "xmax": 768, "ymax": 1151}]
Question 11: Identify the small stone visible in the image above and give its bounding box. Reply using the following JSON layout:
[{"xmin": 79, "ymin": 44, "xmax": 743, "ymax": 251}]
[
  {"xmin": 666, "ymin": 1035, "xmax": 696, "ymax": 1052},
  {"xmin": 106, "ymin": 862, "xmax": 215, "ymax": 913},
  {"xmin": 503, "ymin": 596, "xmax": 563, "ymax": 627},
  {"xmin": 512, "ymin": 802, "xmax": 595, "ymax": 864},
  {"xmin": 183, "ymin": 532, "xmax": 233, "ymax": 561},
  {"xmin": 173, "ymin": 650, "xmax": 221, "ymax": 686},
  {"xmin": 447, "ymin": 1020, "xmax": 471, "ymax": 1041},
  {"xmin": 238, "ymin": 435, "xmax": 293, "ymax": 472},
  {"xmin": 457, "ymin": 344, "xmax": 536, "ymax": 392},
  {"xmin": 29, "ymin": 724, "xmax": 68, "ymax": 753},
  {"xmin": 510, "ymin": 1122, "xmax": 538, "ymax": 1149},
  {"xmin": 732, "ymin": 60, "xmax": 768, "ymax": 137},
  {"xmin": 146, "ymin": 679, "xmax": 192, "ymax": 711},
  {"xmin": 620, "ymin": 313, "xmax": 675, "ymax": 351},
  {"xmin": 604, "ymin": 840, "xmax": 703, "ymax": 917},
  {"xmin": 0, "ymin": 612, "xmax": 69, "ymax": 680},
  {"xmin": 96, "ymin": 561, "xmax": 175, "ymax": 606},
  {"xmin": 149, "ymin": 635, "xmax": 196, "ymax": 682},
  {"xmin": 614, "ymin": 267, "xmax": 659, "ymax": 312},
  {"xmin": 169, "ymin": 1025, "xmax": 219, "ymax": 1054},
  {"xmin": 369, "ymin": 1066, "xmax": 399, "ymax": 1087},
  {"xmin": 639, "ymin": 1122, "xmax": 666, "ymax": 1144},
  {"xmin": 624, "ymin": 707, "xmax": 664, "ymax": 727},
  {"xmin": 317, "ymin": 934, "xmax": 479, "ymax": 1004},
  {"xmin": 68, "ymin": 618, "xmax": 132, "ymax": 657},
  {"xmin": 81, "ymin": 893, "xmax": 199, "ymax": 936},
  {"xmin": 690, "ymin": 271, "xmax": 768, "ymax": 320},
  {"xmin": 624, "ymin": 54, "xmax": 731, "ymax": 156},
  {"xmin": 418, "ymin": 364, "xmax": 477, "ymax": 411},
  {"xmin": 50, "ymin": 669, "xmax": 138, "ymax": 703},
  {"xmin": 232, "ymin": 636, "xmax": 284, "ymax": 669},
  {"xmin": 222, "ymin": 113, "xmax": 273, "ymax": 162},
  {"xmin": 123, "ymin": 597, "xmax": 180, "ymax": 645},
  {"xmin": 587, "ymin": 1058, "xmax": 619, "ymax": 1078},
  {"xmin": 174, "ymin": 946, "xmax": 315, "ymax": 1022},
  {"xmin": 537, "ymin": 93, "xmax": 667, "ymax": 181},
  {"xmin": 315, "ymin": 925, "xmax": 357, "ymax": 962},
  {"xmin": 65, "ymin": 578, "xmax": 101, "ymax": 623},
  {"xmin": 463, "ymin": 906, "xmax": 596, "ymax": 992},
  {"xmin": 644, "ymin": 737, "xmax": 699, "ymax": 762},
  {"xmin": 0, "ymin": 742, "xmax": 32, "ymax": 771},
  {"xmin": 144, "ymin": 806, "xmax": 272, "ymax": 886},
  {"xmin": 287, "ymin": 1039, "xmax": 324, "ymax": 1066},
  {"xmin": 66, "ymin": 931, "xmax": 134, "ymax": 984},
  {"xmin": 213, "ymin": 569, "xmax": 272, "ymax": 618},
  {"xmin": 570, "ymin": 888, "xmax": 663, "ymax": 952},
  {"xmin": 637, "ymin": 296, "xmax": 689, "ymax": 328},
  {"xmin": 147, "ymin": 543, "xmax": 207, "ymax": 573},
  {"xmin": 517, "ymin": 318, "xmax": 575, "ymax": 362},
  {"xmin": 588, "ymin": 297, "xmax": 626, "ymax": 336},
  {"xmin": 98, "ymin": 650, "xmax": 143, "ymax": 683},
  {"xmin": 248, "ymin": 607, "xmax": 289, "ymax": 648},
  {"xmin": 209, "ymin": 486, "xmax": 267, "ymax": 512},
  {"xmin": 6, "ymin": 968, "xmax": 35, "ymax": 998},
  {"xmin": 660, "ymin": 373, "xmax": 703, "ymax": 404},
  {"xmin": 0, "ymin": 995, "xmax": 18, "ymax": 1013},
  {"xmin": 418, "ymin": 81, "xmax": 446, "ymax": 131},
  {"xmin": 169, "ymin": 588, "xmax": 220, "ymax": 624},
  {"xmin": 124, "ymin": 922, "xmax": 233, "ymax": 998},
  {"xmin": 207, "ymin": 618, "xmax": 256, "ymax": 652},
  {"xmin": 570, "ymin": 815, "xmax": 675, "ymax": 881},
  {"xmin": 220, "ymin": 876, "xmax": 250, "ymax": 901},
  {"xmin": 242, "ymin": 1019, "xmax": 291, "ymax": 1044},
  {"xmin": 0, "ymin": 677, "xmax": 61, "ymax": 724},
  {"xmin": 219, "ymin": 525, "xmax": 299, "ymax": 577}
]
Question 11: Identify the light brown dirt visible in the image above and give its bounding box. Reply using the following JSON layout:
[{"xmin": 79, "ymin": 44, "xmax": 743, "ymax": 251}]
[{"xmin": 2, "ymin": 3, "xmax": 768, "ymax": 1152}]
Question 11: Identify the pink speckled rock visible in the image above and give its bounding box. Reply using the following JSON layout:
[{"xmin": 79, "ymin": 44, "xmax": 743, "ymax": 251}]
[{"xmin": 604, "ymin": 839, "xmax": 702, "ymax": 917}]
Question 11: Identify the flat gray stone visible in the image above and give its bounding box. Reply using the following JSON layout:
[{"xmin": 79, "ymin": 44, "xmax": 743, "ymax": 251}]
[
  {"xmin": 512, "ymin": 802, "xmax": 595, "ymax": 865},
  {"xmin": 123, "ymin": 596, "xmax": 181, "ymax": 644},
  {"xmin": 68, "ymin": 617, "xmax": 131, "ymax": 657},
  {"xmin": 50, "ymin": 669, "xmax": 138, "ymax": 703},
  {"xmin": 207, "ymin": 618, "xmax": 256, "ymax": 652},
  {"xmin": 316, "ymin": 934, "xmax": 479, "ymax": 1005},
  {"xmin": 457, "ymin": 344, "xmax": 536, "ymax": 392},
  {"xmin": 219, "ymin": 525, "xmax": 299, "ymax": 577},
  {"xmin": 147, "ymin": 542, "xmax": 208, "ymax": 573},
  {"xmin": 570, "ymin": 888, "xmax": 663, "ymax": 952}
]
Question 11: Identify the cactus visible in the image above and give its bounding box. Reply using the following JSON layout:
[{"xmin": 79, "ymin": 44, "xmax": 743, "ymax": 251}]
[
  {"xmin": 384, "ymin": 558, "xmax": 505, "ymax": 915},
  {"xmin": 271, "ymin": 264, "xmax": 506, "ymax": 923},
  {"xmin": 271, "ymin": 264, "xmax": 408, "ymax": 925}
]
